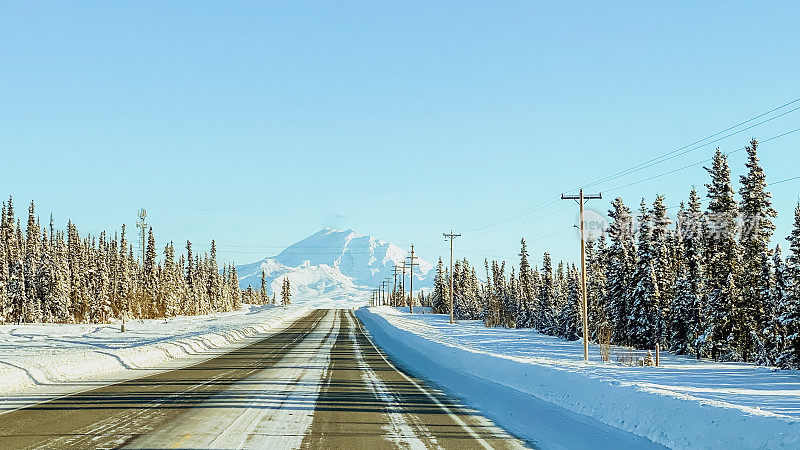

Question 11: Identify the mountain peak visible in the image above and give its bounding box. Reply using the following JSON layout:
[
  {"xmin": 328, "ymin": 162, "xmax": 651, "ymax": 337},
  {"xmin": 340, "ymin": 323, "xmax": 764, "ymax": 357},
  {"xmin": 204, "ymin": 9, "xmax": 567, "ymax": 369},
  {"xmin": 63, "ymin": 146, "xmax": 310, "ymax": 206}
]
[{"xmin": 235, "ymin": 228, "xmax": 434, "ymax": 301}]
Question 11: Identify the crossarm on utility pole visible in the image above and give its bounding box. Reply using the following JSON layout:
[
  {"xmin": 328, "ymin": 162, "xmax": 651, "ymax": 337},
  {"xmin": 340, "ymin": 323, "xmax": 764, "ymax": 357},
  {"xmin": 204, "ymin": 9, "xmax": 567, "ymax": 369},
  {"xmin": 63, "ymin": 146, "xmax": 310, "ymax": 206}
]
[{"xmin": 406, "ymin": 245, "xmax": 419, "ymax": 314}]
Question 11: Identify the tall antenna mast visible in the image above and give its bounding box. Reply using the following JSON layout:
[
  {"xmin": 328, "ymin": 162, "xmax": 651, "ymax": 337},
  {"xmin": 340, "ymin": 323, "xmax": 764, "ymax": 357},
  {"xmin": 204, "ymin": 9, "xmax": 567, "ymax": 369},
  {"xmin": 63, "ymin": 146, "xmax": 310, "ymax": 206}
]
[{"xmin": 136, "ymin": 208, "xmax": 148, "ymax": 265}]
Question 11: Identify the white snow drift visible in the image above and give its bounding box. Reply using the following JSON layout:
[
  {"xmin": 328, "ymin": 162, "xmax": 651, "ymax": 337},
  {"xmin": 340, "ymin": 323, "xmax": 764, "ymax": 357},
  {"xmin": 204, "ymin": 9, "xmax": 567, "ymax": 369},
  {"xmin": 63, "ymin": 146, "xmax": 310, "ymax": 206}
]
[{"xmin": 0, "ymin": 304, "xmax": 312, "ymax": 396}]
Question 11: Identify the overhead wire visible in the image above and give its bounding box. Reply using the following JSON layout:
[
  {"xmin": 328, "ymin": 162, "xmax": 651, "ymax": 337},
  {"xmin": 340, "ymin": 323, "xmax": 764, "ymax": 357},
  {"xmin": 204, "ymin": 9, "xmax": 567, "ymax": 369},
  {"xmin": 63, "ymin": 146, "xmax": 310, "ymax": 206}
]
[{"xmin": 461, "ymin": 98, "xmax": 800, "ymax": 236}]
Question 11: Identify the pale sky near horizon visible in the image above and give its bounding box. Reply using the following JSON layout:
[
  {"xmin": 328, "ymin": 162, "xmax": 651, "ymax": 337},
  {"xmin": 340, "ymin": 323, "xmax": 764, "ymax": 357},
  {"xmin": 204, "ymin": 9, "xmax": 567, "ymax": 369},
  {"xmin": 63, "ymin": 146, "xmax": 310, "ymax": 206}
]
[{"xmin": 2, "ymin": 2, "xmax": 799, "ymax": 270}]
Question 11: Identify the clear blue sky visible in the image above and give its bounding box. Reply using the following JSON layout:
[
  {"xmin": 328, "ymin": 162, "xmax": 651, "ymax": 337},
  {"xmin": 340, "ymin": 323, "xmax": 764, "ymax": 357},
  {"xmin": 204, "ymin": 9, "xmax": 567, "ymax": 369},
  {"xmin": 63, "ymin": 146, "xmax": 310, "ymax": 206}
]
[{"xmin": 2, "ymin": 2, "xmax": 799, "ymax": 270}]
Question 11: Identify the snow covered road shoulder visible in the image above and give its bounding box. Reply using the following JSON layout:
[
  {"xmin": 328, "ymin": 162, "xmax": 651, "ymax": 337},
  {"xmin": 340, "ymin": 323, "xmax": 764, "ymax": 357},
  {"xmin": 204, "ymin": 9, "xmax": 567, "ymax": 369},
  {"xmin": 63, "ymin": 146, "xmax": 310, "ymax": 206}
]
[
  {"xmin": 357, "ymin": 306, "xmax": 800, "ymax": 449},
  {"xmin": 0, "ymin": 304, "xmax": 312, "ymax": 399}
]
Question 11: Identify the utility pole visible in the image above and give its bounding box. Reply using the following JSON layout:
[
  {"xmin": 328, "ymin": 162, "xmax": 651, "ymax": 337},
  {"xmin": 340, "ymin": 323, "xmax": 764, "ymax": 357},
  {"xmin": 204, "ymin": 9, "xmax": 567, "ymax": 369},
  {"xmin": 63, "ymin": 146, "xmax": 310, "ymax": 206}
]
[
  {"xmin": 561, "ymin": 189, "xmax": 602, "ymax": 362},
  {"xmin": 406, "ymin": 245, "xmax": 419, "ymax": 314},
  {"xmin": 443, "ymin": 230, "xmax": 461, "ymax": 324},
  {"xmin": 392, "ymin": 265, "xmax": 401, "ymax": 307},
  {"xmin": 386, "ymin": 276, "xmax": 392, "ymax": 306},
  {"xmin": 399, "ymin": 261, "xmax": 406, "ymax": 308},
  {"xmin": 136, "ymin": 209, "xmax": 148, "ymax": 265},
  {"xmin": 380, "ymin": 280, "xmax": 388, "ymax": 306}
]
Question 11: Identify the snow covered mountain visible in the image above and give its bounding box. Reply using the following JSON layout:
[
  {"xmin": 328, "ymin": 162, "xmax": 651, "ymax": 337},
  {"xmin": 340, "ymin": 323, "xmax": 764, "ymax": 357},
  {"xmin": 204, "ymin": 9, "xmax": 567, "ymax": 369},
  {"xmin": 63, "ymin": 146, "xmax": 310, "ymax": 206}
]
[{"xmin": 235, "ymin": 228, "xmax": 434, "ymax": 302}]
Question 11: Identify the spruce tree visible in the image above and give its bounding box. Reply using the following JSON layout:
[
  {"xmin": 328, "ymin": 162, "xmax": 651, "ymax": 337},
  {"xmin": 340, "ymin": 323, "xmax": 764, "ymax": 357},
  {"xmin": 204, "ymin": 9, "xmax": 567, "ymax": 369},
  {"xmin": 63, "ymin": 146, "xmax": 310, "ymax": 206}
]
[
  {"xmin": 763, "ymin": 246, "xmax": 787, "ymax": 365},
  {"xmin": 432, "ymin": 257, "xmax": 447, "ymax": 314},
  {"xmin": 605, "ymin": 197, "xmax": 636, "ymax": 346},
  {"xmin": 651, "ymin": 195, "xmax": 673, "ymax": 345},
  {"xmin": 260, "ymin": 269, "xmax": 268, "ymax": 305},
  {"xmin": 24, "ymin": 200, "xmax": 41, "ymax": 322},
  {"xmin": 0, "ymin": 210, "xmax": 8, "ymax": 324},
  {"xmin": 517, "ymin": 238, "xmax": 535, "ymax": 328},
  {"xmin": 144, "ymin": 227, "xmax": 158, "ymax": 318},
  {"xmin": 738, "ymin": 139, "xmax": 777, "ymax": 362},
  {"xmin": 586, "ymin": 236, "xmax": 608, "ymax": 341},
  {"xmin": 558, "ymin": 264, "xmax": 582, "ymax": 340},
  {"xmin": 701, "ymin": 149, "xmax": 741, "ymax": 361},
  {"xmin": 629, "ymin": 199, "xmax": 660, "ymax": 349},
  {"xmin": 505, "ymin": 266, "xmax": 518, "ymax": 327},
  {"xmin": 669, "ymin": 190, "xmax": 705, "ymax": 354},
  {"xmin": 538, "ymin": 253, "xmax": 556, "ymax": 334},
  {"xmin": 778, "ymin": 203, "xmax": 800, "ymax": 368},
  {"xmin": 281, "ymin": 277, "xmax": 292, "ymax": 306},
  {"xmin": 8, "ymin": 218, "xmax": 26, "ymax": 323}
]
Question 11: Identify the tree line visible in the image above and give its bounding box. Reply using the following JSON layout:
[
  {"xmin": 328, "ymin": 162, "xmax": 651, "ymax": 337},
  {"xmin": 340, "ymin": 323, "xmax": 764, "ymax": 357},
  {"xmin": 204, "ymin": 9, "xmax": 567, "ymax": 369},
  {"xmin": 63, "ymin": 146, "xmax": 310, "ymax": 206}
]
[
  {"xmin": 429, "ymin": 139, "xmax": 800, "ymax": 369},
  {"xmin": 0, "ymin": 198, "xmax": 250, "ymax": 325}
]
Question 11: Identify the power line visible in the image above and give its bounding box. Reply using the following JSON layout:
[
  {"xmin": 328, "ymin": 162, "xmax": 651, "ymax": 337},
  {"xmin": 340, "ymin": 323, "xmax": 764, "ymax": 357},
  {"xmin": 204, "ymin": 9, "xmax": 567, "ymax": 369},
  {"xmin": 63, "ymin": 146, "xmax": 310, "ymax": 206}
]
[
  {"xmin": 577, "ymin": 101, "xmax": 800, "ymax": 191},
  {"xmin": 466, "ymin": 125, "xmax": 799, "ymax": 238},
  {"xmin": 465, "ymin": 204, "xmax": 574, "ymax": 235},
  {"xmin": 768, "ymin": 175, "xmax": 800, "ymax": 186},
  {"xmin": 461, "ymin": 98, "xmax": 800, "ymax": 235},
  {"xmin": 604, "ymin": 127, "xmax": 800, "ymax": 194}
]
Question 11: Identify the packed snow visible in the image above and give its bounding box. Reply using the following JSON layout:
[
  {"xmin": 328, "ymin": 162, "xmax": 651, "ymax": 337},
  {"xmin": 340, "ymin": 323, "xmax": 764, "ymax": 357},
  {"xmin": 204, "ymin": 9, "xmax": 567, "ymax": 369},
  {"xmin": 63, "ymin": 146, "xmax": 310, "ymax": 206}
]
[
  {"xmin": 0, "ymin": 303, "xmax": 315, "ymax": 398},
  {"xmin": 235, "ymin": 228, "xmax": 434, "ymax": 298},
  {"xmin": 357, "ymin": 306, "xmax": 800, "ymax": 449}
]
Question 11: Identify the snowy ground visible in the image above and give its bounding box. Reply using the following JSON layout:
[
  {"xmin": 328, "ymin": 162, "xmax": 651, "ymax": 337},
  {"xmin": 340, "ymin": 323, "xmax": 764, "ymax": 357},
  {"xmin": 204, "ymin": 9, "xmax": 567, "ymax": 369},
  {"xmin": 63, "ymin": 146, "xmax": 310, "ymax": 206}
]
[
  {"xmin": 0, "ymin": 304, "xmax": 316, "ymax": 400},
  {"xmin": 357, "ymin": 306, "xmax": 800, "ymax": 449}
]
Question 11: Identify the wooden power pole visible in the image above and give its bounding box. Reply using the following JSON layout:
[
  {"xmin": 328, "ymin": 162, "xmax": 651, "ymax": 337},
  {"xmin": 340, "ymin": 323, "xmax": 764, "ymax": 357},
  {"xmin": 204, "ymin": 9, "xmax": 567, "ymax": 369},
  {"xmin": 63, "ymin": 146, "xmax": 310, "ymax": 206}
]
[
  {"xmin": 399, "ymin": 261, "xmax": 406, "ymax": 308},
  {"xmin": 443, "ymin": 230, "xmax": 461, "ymax": 324},
  {"xmin": 561, "ymin": 189, "xmax": 602, "ymax": 362},
  {"xmin": 386, "ymin": 276, "xmax": 392, "ymax": 306},
  {"xmin": 406, "ymin": 245, "xmax": 419, "ymax": 314}
]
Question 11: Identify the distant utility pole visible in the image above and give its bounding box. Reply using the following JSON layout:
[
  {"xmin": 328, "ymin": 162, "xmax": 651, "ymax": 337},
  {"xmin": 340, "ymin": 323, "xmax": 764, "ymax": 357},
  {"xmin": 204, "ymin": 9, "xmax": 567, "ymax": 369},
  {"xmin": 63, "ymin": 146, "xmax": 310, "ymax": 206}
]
[
  {"xmin": 136, "ymin": 208, "xmax": 148, "ymax": 265},
  {"xmin": 399, "ymin": 261, "xmax": 406, "ymax": 308},
  {"xmin": 386, "ymin": 276, "xmax": 392, "ymax": 306},
  {"xmin": 443, "ymin": 230, "xmax": 461, "ymax": 324},
  {"xmin": 392, "ymin": 265, "xmax": 402, "ymax": 307},
  {"xmin": 381, "ymin": 280, "xmax": 388, "ymax": 306},
  {"xmin": 406, "ymin": 245, "xmax": 419, "ymax": 314},
  {"xmin": 561, "ymin": 189, "xmax": 602, "ymax": 362}
]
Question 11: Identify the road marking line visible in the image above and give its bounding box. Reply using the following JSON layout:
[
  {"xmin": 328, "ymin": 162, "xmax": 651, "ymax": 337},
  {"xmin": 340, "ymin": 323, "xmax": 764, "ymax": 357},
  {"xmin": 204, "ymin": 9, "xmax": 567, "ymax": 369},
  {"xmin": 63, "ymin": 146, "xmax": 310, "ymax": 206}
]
[
  {"xmin": 352, "ymin": 310, "xmax": 493, "ymax": 450},
  {"xmin": 346, "ymin": 312, "xmax": 431, "ymax": 449}
]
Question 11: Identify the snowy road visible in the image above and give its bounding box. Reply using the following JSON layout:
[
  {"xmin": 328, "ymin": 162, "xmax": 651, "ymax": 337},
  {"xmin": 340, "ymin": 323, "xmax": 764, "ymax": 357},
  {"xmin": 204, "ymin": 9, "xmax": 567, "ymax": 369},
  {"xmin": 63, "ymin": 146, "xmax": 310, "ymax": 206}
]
[{"xmin": 0, "ymin": 309, "xmax": 525, "ymax": 449}]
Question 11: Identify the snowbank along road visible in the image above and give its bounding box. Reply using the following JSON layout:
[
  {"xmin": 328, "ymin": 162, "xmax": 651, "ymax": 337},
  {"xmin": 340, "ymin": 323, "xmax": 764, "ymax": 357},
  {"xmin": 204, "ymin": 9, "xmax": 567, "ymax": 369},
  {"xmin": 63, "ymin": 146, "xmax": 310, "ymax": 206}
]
[{"xmin": 0, "ymin": 309, "xmax": 526, "ymax": 449}]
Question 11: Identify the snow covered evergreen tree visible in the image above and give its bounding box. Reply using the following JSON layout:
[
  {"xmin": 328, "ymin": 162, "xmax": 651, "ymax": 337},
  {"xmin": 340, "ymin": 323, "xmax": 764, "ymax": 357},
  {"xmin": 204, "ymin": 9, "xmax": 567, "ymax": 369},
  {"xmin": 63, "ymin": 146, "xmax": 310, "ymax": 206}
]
[
  {"xmin": 281, "ymin": 277, "xmax": 292, "ymax": 306},
  {"xmin": 517, "ymin": 238, "xmax": 536, "ymax": 328},
  {"xmin": 432, "ymin": 257, "xmax": 447, "ymax": 314},
  {"xmin": 764, "ymin": 246, "xmax": 788, "ymax": 365},
  {"xmin": 738, "ymin": 139, "xmax": 777, "ymax": 362},
  {"xmin": 701, "ymin": 149, "xmax": 741, "ymax": 361},
  {"xmin": 0, "ymin": 204, "xmax": 8, "ymax": 324},
  {"xmin": 628, "ymin": 199, "xmax": 660, "ymax": 349},
  {"xmin": 24, "ymin": 200, "xmax": 41, "ymax": 322},
  {"xmin": 558, "ymin": 264, "xmax": 582, "ymax": 340},
  {"xmin": 651, "ymin": 195, "xmax": 673, "ymax": 346},
  {"xmin": 605, "ymin": 197, "xmax": 636, "ymax": 346},
  {"xmin": 586, "ymin": 236, "xmax": 608, "ymax": 341},
  {"xmin": 538, "ymin": 253, "xmax": 557, "ymax": 334},
  {"xmin": 778, "ymin": 203, "xmax": 800, "ymax": 368}
]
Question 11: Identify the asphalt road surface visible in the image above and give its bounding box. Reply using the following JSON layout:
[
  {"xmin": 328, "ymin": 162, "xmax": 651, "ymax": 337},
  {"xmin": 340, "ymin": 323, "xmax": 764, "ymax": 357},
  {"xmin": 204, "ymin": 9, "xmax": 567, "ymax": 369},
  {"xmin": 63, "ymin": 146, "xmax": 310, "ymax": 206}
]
[{"xmin": 0, "ymin": 309, "xmax": 527, "ymax": 449}]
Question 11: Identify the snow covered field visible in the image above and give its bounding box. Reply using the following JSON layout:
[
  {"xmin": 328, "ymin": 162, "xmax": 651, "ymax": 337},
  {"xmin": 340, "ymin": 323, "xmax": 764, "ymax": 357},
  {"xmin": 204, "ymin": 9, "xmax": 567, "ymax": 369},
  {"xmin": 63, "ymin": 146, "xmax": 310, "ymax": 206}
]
[
  {"xmin": 357, "ymin": 306, "xmax": 800, "ymax": 449},
  {"xmin": 0, "ymin": 304, "xmax": 314, "ymax": 398}
]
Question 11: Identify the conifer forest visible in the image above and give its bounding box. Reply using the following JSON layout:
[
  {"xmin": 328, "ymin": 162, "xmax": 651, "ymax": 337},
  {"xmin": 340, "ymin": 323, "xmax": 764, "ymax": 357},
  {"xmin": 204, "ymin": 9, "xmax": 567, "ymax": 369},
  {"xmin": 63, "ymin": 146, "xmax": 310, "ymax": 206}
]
[
  {"xmin": 0, "ymin": 197, "xmax": 277, "ymax": 327},
  {"xmin": 426, "ymin": 139, "xmax": 800, "ymax": 369}
]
